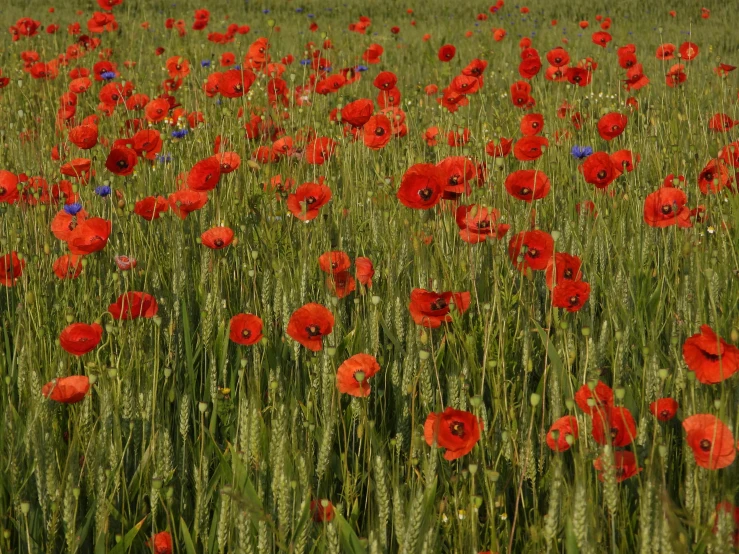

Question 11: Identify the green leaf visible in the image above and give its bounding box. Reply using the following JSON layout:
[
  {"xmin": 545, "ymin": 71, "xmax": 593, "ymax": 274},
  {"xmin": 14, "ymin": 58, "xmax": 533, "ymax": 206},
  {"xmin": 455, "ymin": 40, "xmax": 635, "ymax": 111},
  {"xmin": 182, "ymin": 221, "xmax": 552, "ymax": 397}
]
[
  {"xmin": 333, "ymin": 513, "xmax": 367, "ymax": 554},
  {"xmin": 108, "ymin": 517, "xmax": 146, "ymax": 554},
  {"xmin": 180, "ymin": 518, "xmax": 197, "ymax": 554}
]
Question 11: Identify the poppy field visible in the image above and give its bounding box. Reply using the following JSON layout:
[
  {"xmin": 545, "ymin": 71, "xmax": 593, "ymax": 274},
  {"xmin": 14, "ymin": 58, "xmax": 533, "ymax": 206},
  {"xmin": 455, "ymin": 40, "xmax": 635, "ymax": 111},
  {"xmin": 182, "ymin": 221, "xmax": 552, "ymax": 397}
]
[{"xmin": 2, "ymin": 0, "xmax": 739, "ymax": 552}]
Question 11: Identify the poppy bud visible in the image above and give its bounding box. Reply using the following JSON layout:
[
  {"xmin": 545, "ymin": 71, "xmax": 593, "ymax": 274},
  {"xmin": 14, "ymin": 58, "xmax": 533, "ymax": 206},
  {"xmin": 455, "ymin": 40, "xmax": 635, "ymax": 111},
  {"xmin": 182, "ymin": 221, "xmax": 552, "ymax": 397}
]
[
  {"xmin": 88, "ymin": 374, "xmax": 97, "ymax": 385},
  {"xmin": 732, "ymin": 329, "xmax": 739, "ymax": 343},
  {"xmin": 371, "ymin": 295, "xmax": 381, "ymax": 305},
  {"xmin": 108, "ymin": 368, "xmax": 117, "ymax": 378},
  {"xmin": 530, "ymin": 393, "xmax": 541, "ymax": 406},
  {"xmin": 615, "ymin": 387, "xmax": 626, "ymax": 400},
  {"xmin": 20, "ymin": 502, "xmax": 30, "ymax": 515},
  {"xmin": 581, "ymin": 326, "xmax": 590, "ymax": 336},
  {"xmin": 658, "ymin": 445, "xmax": 668, "ymax": 458},
  {"xmin": 198, "ymin": 402, "xmax": 208, "ymax": 413},
  {"xmin": 714, "ymin": 399, "xmax": 722, "ymax": 409},
  {"xmin": 470, "ymin": 395, "xmax": 482, "ymax": 408},
  {"xmin": 658, "ymin": 369, "xmax": 669, "ymax": 380},
  {"xmin": 419, "ymin": 350, "xmax": 430, "ymax": 360}
]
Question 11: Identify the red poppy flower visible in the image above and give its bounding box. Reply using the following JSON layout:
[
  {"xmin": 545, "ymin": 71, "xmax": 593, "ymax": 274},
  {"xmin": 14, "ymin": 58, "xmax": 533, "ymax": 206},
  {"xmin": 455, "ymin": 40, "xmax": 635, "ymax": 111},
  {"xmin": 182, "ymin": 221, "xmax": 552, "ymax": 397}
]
[
  {"xmin": 683, "ymin": 414, "xmax": 736, "ymax": 470},
  {"xmin": 485, "ymin": 137, "xmax": 513, "ymax": 158},
  {"xmin": 318, "ymin": 251, "xmax": 350, "ymax": 274},
  {"xmin": 144, "ymin": 98, "xmax": 170, "ymax": 122},
  {"xmin": 546, "ymin": 47, "xmax": 570, "ymax": 67},
  {"xmin": 455, "ymin": 205, "xmax": 509, "ymax": 244},
  {"xmin": 436, "ymin": 156, "xmax": 474, "ymax": 199},
  {"xmin": 507, "ymin": 230, "xmax": 554, "ymax": 272},
  {"xmin": 67, "ymin": 218, "xmax": 111, "ymax": 255},
  {"xmin": 643, "ymin": 187, "xmax": 692, "ymax": 228},
  {"xmin": 59, "ymin": 323, "xmax": 103, "ymax": 356},
  {"xmin": 68, "ymin": 124, "xmax": 98, "ymax": 149},
  {"xmin": 355, "ymin": 257, "xmax": 374, "ymax": 287},
  {"xmin": 326, "ymin": 271, "xmax": 356, "ymax": 298},
  {"xmin": 0, "ymin": 170, "xmax": 20, "ymax": 204},
  {"xmin": 42, "ymin": 375, "xmax": 90, "ymax": 404},
  {"xmin": 611, "ymin": 149, "xmax": 640, "ymax": 172},
  {"xmin": 229, "ymin": 313, "xmax": 263, "ymax": 346},
  {"xmin": 682, "ymin": 325, "xmax": 739, "ymax": 384},
  {"xmin": 108, "ymin": 292, "xmax": 159, "ymax": 320},
  {"xmin": 579, "ymin": 152, "xmax": 622, "ymax": 188},
  {"xmin": 546, "ymin": 415, "xmax": 579, "ymax": 452},
  {"xmin": 574, "ymin": 381, "xmax": 613, "ymax": 414},
  {"xmin": 565, "ymin": 67, "xmax": 591, "ymax": 87},
  {"xmin": 545, "ymin": 253, "xmax": 582, "ymax": 290},
  {"xmin": 149, "ymin": 531, "xmax": 172, "ymax": 554},
  {"xmin": 553, "ymin": 280, "xmax": 590, "ymax": 312},
  {"xmin": 649, "ymin": 398, "xmax": 679, "ymax": 421},
  {"xmin": 518, "ymin": 56, "xmax": 542, "ymax": 79},
  {"xmin": 679, "ymin": 41, "xmax": 699, "ymax": 61},
  {"xmin": 341, "ymin": 99, "xmax": 374, "ymax": 127},
  {"xmin": 187, "ymin": 156, "xmax": 222, "ymax": 191},
  {"xmin": 0, "ymin": 252, "xmax": 26, "ymax": 287},
  {"xmin": 656, "ymin": 43, "xmax": 675, "ymax": 60},
  {"xmin": 336, "ymin": 353, "xmax": 380, "ymax": 397},
  {"xmin": 53, "ymin": 254, "xmax": 84, "ymax": 279},
  {"xmin": 305, "ymin": 137, "xmax": 337, "ymax": 165},
  {"xmin": 450, "ymin": 75, "xmax": 481, "ymax": 95},
  {"xmin": 134, "ymin": 196, "xmax": 169, "ymax": 221},
  {"xmin": 219, "ymin": 68, "xmax": 257, "ymax": 98},
  {"xmin": 408, "ymin": 288, "xmax": 471, "ymax": 328},
  {"xmin": 286, "ymin": 303, "xmax": 334, "ymax": 351},
  {"xmin": 168, "ymin": 189, "xmax": 208, "ymax": 219},
  {"xmin": 708, "ymin": 113, "xmax": 736, "ymax": 133},
  {"xmin": 591, "ymin": 31, "xmax": 612, "ymax": 47},
  {"xmin": 424, "ymin": 407, "xmax": 482, "ymax": 460},
  {"xmin": 513, "ymin": 137, "xmax": 549, "ymax": 162},
  {"xmin": 666, "ymin": 64, "xmax": 687, "ymax": 87},
  {"xmin": 131, "ymin": 129, "xmax": 163, "ymax": 160},
  {"xmin": 373, "ymin": 71, "xmax": 396, "ymax": 90},
  {"xmin": 287, "ymin": 181, "xmax": 332, "ymax": 221},
  {"xmin": 505, "ymin": 169, "xmax": 550, "ymax": 201},
  {"xmin": 105, "ymin": 146, "xmax": 138, "ymax": 176},
  {"xmin": 597, "ymin": 112, "xmax": 627, "ymax": 141},
  {"xmin": 396, "ymin": 164, "xmax": 444, "ymax": 210},
  {"xmin": 363, "ymin": 115, "xmax": 392, "ymax": 150},
  {"xmin": 698, "ymin": 159, "xmax": 731, "ymax": 194},
  {"xmin": 310, "ymin": 499, "xmax": 335, "ymax": 522},
  {"xmin": 593, "ymin": 450, "xmax": 642, "ymax": 482},
  {"xmin": 520, "ymin": 113, "xmax": 544, "ymax": 136},
  {"xmin": 51, "ymin": 209, "xmax": 88, "ymax": 241},
  {"xmin": 114, "ymin": 255, "xmax": 137, "ymax": 271},
  {"xmin": 201, "ymin": 226, "xmax": 234, "ymax": 249},
  {"xmin": 438, "ymin": 44, "xmax": 456, "ymax": 62},
  {"xmin": 592, "ymin": 406, "xmax": 637, "ymax": 447}
]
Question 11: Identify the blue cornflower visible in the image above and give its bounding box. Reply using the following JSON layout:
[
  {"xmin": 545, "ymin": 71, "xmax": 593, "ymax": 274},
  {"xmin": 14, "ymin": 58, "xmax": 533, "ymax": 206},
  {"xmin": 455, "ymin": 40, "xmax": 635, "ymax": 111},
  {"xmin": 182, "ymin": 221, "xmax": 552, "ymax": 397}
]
[
  {"xmin": 571, "ymin": 145, "xmax": 593, "ymax": 159},
  {"xmin": 172, "ymin": 129, "xmax": 189, "ymax": 139},
  {"xmin": 355, "ymin": 65, "xmax": 369, "ymax": 72},
  {"xmin": 300, "ymin": 59, "xmax": 311, "ymax": 66},
  {"xmin": 262, "ymin": 9, "xmax": 270, "ymax": 14},
  {"xmin": 64, "ymin": 203, "xmax": 83, "ymax": 216},
  {"xmin": 201, "ymin": 60, "xmax": 212, "ymax": 68},
  {"xmin": 295, "ymin": 7, "xmax": 304, "ymax": 12},
  {"xmin": 95, "ymin": 186, "xmax": 111, "ymax": 197},
  {"xmin": 234, "ymin": 64, "xmax": 241, "ymax": 70},
  {"xmin": 156, "ymin": 154, "xmax": 172, "ymax": 164},
  {"xmin": 100, "ymin": 71, "xmax": 116, "ymax": 80},
  {"xmin": 307, "ymin": 13, "xmax": 315, "ymax": 18}
]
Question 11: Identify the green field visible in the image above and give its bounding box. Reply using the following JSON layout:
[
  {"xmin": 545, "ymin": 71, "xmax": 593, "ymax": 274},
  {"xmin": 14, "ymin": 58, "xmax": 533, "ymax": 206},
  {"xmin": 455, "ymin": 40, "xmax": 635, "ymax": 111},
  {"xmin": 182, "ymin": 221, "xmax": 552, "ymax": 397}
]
[{"xmin": 1, "ymin": 0, "xmax": 739, "ymax": 552}]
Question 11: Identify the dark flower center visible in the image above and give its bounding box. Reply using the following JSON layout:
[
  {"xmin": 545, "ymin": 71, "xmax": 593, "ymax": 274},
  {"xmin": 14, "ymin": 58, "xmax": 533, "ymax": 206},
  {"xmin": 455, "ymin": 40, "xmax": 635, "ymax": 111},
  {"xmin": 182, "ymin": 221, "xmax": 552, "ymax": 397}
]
[
  {"xmin": 660, "ymin": 410, "xmax": 670, "ymax": 419},
  {"xmin": 532, "ymin": 122, "xmax": 539, "ymax": 128},
  {"xmin": 234, "ymin": 84, "xmax": 243, "ymax": 92},
  {"xmin": 661, "ymin": 204, "xmax": 673, "ymax": 215},
  {"xmin": 306, "ymin": 325, "xmax": 321, "ymax": 337},
  {"xmin": 564, "ymin": 268, "xmax": 573, "ymax": 278},
  {"xmin": 572, "ymin": 75, "xmax": 582, "ymax": 83},
  {"xmin": 430, "ymin": 298, "xmax": 448, "ymax": 311},
  {"xmin": 305, "ymin": 196, "xmax": 317, "ymax": 205},
  {"xmin": 597, "ymin": 170, "xmax": 607, "ymax": 179},
  {"xmin": 117, "ymin": 159, "xmax": 128, "ymax": 168},
  {"xmin": 375, "ymin": 127, "xmax": 385, "ymax": 136},
  {"xmin": 214, "ymin": 238, "xmax": 224, "ymax": 247},
  {"xmin": 610, "ymin": 427, "xmax": 620, "ymax": 438},
  {"xmin": 241, "ymin": 329, "xmax": 251, "ymax": 339},
  {"xmin": 703, "ymin": 172, "xmax": 713, "ymax": 182},
  {"xmin": 700, "ymin": 438, "xmax": 712, "ymax": 451},
  {"xmin": 528, "ymin": 248, "xmax": 538, "ymax": 258},
  {"xmin": 450, "ymin": 421, "xmax": 466, "ymax": 437},
  {"xmin": 569, "ymin": 295, "xmax": 580, "ymax": 306},
  {"xmin": 477, "ymin": 220, "xmax": 491, "ymax": 229},
  {"xmin": 520, "ymin": 187, "xmax": 531, "ymax": 195},
  {"xmin": 418, "ymin": 187, "xmax": 433, "ymax": 201}
]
